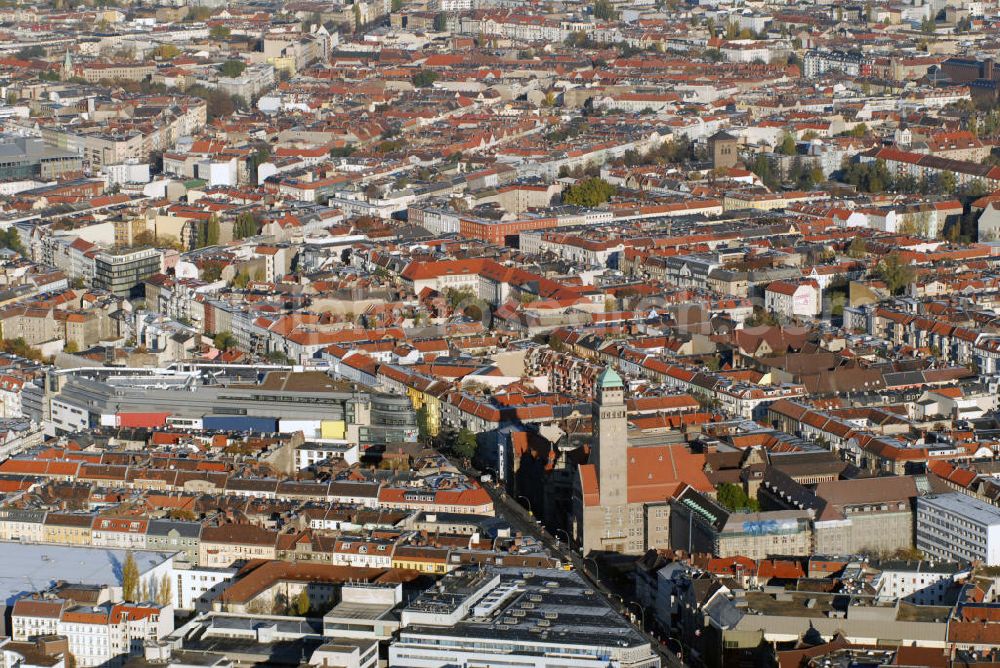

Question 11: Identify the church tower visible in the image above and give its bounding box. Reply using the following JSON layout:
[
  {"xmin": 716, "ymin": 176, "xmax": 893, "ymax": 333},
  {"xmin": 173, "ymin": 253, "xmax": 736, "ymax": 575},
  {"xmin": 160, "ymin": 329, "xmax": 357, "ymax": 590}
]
[{"xmin": 593, "ymin": 367, "xmax": 627, "ymax": 506}]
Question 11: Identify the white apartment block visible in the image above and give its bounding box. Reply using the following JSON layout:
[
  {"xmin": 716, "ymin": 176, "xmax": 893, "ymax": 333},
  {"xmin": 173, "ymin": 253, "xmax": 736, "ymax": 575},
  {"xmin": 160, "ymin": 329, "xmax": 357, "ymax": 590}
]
[
  {"xmin": 58, "ymin": 603, "xmax": 173, "ymax": 668},
  {"xmin": 173, "ymin": 565, "xmax": 237, "ymax": 611},
  {"xmin": 11, "ymin": 598, "xmax": 65, "ymax": 641},
  {"xmin": 874, "ymin": 561, "xmax": 967, "ymax": 605}
]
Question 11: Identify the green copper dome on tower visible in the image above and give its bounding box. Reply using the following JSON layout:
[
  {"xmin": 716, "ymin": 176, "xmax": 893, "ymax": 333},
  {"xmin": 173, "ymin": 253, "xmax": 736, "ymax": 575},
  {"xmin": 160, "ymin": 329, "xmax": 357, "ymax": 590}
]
[{"xmin": 597, "ymin": 367, "xmax": 623, "ymax": 389}]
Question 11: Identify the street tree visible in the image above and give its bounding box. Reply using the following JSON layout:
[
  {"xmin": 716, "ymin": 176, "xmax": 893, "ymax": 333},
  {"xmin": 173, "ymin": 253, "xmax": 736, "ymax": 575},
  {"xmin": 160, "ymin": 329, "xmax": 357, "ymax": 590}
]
[{"xmin": 453, "ymin": 428, "xmax": 478, "ymax": 459}]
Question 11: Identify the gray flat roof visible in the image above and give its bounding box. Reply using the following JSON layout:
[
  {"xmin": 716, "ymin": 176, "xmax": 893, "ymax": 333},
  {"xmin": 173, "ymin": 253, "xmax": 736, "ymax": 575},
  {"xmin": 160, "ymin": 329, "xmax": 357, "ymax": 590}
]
[
  {"xmin": 403, "ymin": 568, "xmax": 647, "ymax": 649},
  {"xmin": 325, "ymin": 601, "xmax": 396, "ymax": 621},
  {"xmin": 919, "ymin": 492, "xmax": 1000, "ymax": 526},
  {"xmin": 205, "ymin": 615, "xmax": 322, "ymax": 636},
  {"xmin": 0, "ymin": 543, "xmax": 175, "ymax": 605}
]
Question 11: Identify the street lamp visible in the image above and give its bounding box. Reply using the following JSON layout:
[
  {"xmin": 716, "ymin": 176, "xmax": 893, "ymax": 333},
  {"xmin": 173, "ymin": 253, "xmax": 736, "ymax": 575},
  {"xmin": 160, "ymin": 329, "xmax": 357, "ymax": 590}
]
[
  {"xmin": 624, "ymin": 600, "xmax": 647, "ymax": 629},
  {"xmin": 515, "ymin": 495, "xmax": 533, "ymax": 515},
  {"xmin": 583, "ymin": 556, "xmax": 600, "ymax": 581},
  {"xmin": 611, "ymin": 594, "xmax": 647, "ymax": 630},
  {"xmin": 553, "ymin": 527, "xmax": 571, "ymax": 545}
]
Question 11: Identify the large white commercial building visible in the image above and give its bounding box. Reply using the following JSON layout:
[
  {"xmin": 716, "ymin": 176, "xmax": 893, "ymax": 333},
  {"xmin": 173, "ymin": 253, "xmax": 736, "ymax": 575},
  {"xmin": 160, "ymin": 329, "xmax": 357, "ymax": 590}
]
[
  {"xmin": 916, "ymin": 493, "xmax": 1000, "ymax": 566},
  {"xmin": 389, "ymin": 567, "xmax": 660, "ymax": 668}
]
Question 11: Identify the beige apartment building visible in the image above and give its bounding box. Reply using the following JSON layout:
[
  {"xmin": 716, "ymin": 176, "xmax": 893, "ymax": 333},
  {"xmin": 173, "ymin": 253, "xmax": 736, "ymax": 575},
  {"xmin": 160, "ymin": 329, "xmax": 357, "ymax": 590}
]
[
  {"xmin": 43, "ymin": 512, "xmax": 95, "ymax": 546},
  {"xmin": 0, "ymin": 508, "xmax": 46, "ymax": 543},
  {"xmin": 81, "ymin": 63, "xmax": 156, "ymax": 84},
  {"xmin": 199, "ymin": 524, "xmax": 278, "ymax": 567}
]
